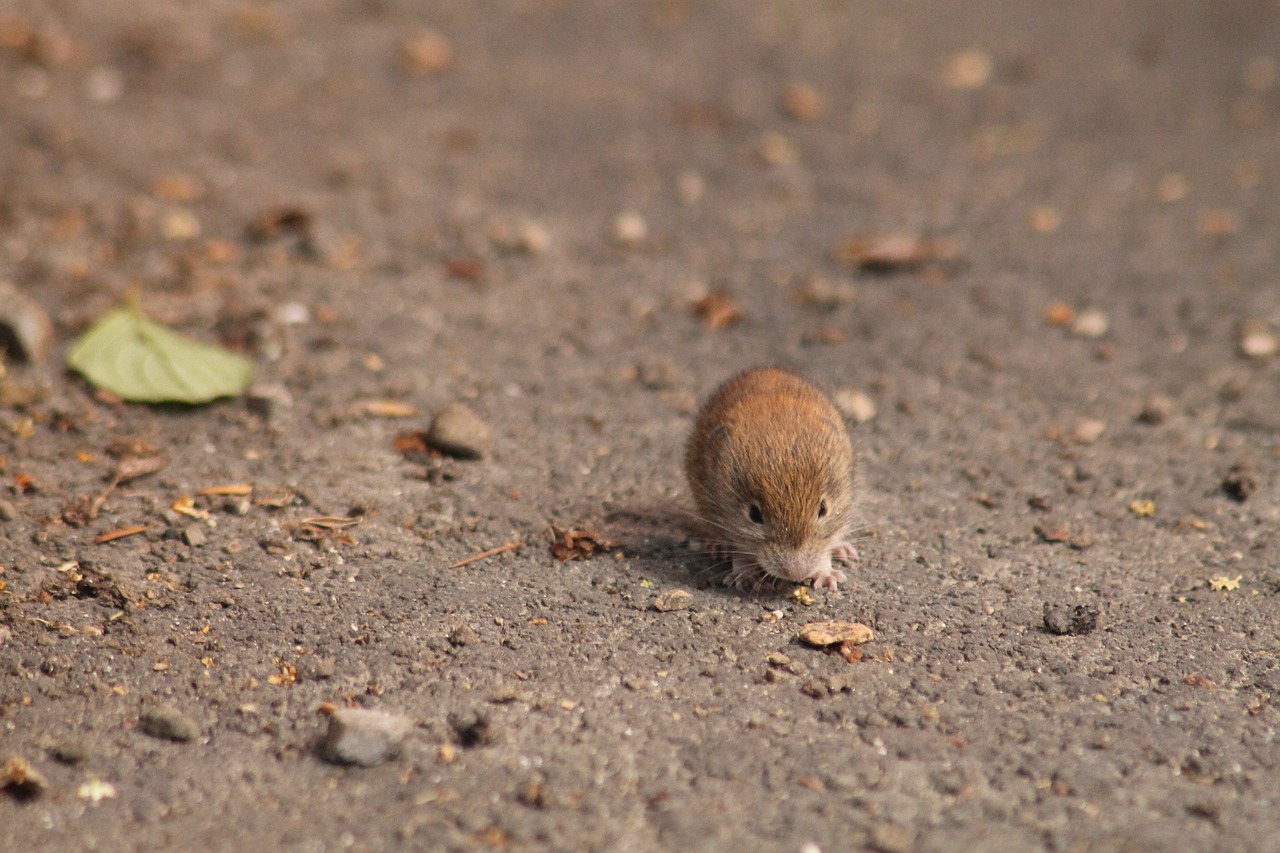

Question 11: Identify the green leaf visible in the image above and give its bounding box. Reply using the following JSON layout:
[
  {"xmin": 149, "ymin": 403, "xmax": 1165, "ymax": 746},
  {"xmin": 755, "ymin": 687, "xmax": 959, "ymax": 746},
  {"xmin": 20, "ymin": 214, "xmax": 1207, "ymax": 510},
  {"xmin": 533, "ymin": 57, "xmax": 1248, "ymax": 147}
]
[{"xmin": 67, "ymin": 307, "xmax": 255, "ymax": 404}]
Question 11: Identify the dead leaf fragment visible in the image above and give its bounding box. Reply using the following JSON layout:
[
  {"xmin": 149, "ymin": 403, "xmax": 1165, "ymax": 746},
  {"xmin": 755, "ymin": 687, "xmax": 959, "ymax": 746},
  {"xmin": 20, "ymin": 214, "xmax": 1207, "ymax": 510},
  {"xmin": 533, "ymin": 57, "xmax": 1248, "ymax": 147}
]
[
  {"xmin": 1128, "ymin": 499, "xmax": 1155, "ymax": 517},
  {"xmin": 797, "ymin": 621, "xmax": 874, "ymax": 647},
  {"xmin": 549, "ymin": 527, "xmax": 618, "ymax": 562},
  {"xmin": 834, "ymin": 233, "xmax": 958, "ymax": 272},
  {"xmin": 1184, "ymin": 674, "xmax": 1218, "ymax": 689},
  {"xmin": 692, "ymin": 291, "xmax": 741, "ymax": 329}
]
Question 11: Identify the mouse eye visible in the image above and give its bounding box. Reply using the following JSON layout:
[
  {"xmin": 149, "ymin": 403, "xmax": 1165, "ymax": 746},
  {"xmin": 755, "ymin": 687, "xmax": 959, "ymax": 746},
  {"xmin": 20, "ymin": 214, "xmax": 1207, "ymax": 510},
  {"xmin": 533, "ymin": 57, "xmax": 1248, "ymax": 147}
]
[
  {"xmin": 748, "ymin": 503, "xmax": 764, "ymax": 524},
  {"xmin": 818, "ymin": 499, "xmax": 828, "ymax": 519}
]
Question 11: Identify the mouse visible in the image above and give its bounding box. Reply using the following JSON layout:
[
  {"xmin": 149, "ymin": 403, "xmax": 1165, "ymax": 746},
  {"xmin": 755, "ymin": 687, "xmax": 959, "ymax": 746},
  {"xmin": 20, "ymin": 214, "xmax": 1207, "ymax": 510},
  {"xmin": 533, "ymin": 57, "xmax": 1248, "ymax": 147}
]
[{"xmin": 685, "ymin": 366, "xmax": 859, "ymax": 591}]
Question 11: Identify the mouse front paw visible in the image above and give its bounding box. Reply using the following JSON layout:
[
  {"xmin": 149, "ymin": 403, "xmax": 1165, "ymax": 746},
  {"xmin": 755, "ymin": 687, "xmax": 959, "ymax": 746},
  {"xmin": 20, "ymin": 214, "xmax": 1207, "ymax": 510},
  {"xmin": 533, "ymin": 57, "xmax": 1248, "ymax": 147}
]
[
  {"xmin": 831, "ymin": 541, "xmax": 859, "ymax": 564},
  {"xmin": 810, "ymin": 567, "xmax": 847, "ymax": 591}
]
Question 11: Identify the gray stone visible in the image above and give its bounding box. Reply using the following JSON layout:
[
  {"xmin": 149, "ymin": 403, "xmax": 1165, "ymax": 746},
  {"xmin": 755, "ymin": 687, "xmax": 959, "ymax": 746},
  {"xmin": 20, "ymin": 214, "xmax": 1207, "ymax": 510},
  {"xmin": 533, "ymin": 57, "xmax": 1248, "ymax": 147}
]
[
  {"xmin": 140, "ymin": 705, "xmax": 201, "ymax": 742},
  {"xmin": 426, "ymin": 403, "xmax": 491, "ymax": 460},
  {"xmin": 321, "ymin": 708, "xmax": 411, "ymax": 767}
]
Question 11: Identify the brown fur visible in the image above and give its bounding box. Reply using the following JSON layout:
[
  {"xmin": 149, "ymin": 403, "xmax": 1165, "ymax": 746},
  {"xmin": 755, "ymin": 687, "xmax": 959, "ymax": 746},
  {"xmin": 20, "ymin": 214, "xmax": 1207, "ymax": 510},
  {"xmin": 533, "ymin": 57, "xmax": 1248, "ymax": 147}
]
[{"xmin": 686, "ymin": 367, "xmax": 857, "ymax": 588}]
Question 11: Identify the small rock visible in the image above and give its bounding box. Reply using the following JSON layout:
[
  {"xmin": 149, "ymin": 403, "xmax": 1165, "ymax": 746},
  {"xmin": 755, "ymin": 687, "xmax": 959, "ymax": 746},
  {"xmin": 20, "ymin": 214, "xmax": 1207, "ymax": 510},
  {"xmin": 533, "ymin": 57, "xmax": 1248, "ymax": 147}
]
[
  {"xmin": 1137, "ymin": 394, "xmax": 1175, "ymax": 425},
  {"xmin": 758, "ymin": 131, "xmax": 798, "ymax": 166},
  {"xmin": 1240, "ymin": 322, "xmax": 1279, "ymax": 359},
  {"xmin": 1, "ymin": 756, "xmax": 48, "ymax": 800},
  {"xmin": 1222, "ymin": 463, "xmax": 1258, "ymax": 502},
  {"xmin": 782, "ymin": 82, "xmax": 825, "ymax": 122},
  {"xmin": 426, "ymin": 403, "xmax": 491, "ymax": 460},
  {"xmin": 942, "ymin": 48, "xmax": 993, "ymax": 89},
  {"xmin": 0, "ymin": 500, "xmax": 16, "ymax": 521},
  {"xmin": 50, "ymin": 740, "xmax": 88, "ymax": 765},
  {"xmin": 1070, "ymin": 418, "xmax": 1107, "ymax": 445},
  {"xmin": 400, "ymin": 28, "xmax": 454, "ymax": 74},
  {"xmin": 182, "ymin": 524, "xmax": 207, "ymax": 547},
  {"xmin": 447, "ymin": 623, "xmax": 481, "ymax": 647},
  {"xmin": 140, "ymin": 705, "xmax": 201, "ymax": 742},
  {"xmin": 1071, "ymin": 309, "xmax": 1110, "ymax": 339},
  {"xmin": 246, "ymin": 382, "xmax": 294, "ymax": 421},
  {"xmin": 637, "ymin": 359, "xmax": 682, "ymax": 391},
  {"xmin": 320, "ymin": 708, "xmax": 412, "ymax": 767},
  {"xmin": 610, "ymin": 211, "xmax": 648, "ymax": 246},
  {"xmin": 448, "ymin": 709, "xmax": 493, "ymax": 748},
  {"xmin": 652, "ymin": 588, "xmax": 694, "ymax": 612},
  {"xmin": 797, "ymin": 621, "xmax": 874, "ymax": 647},
  {"xmin": 1043, "ymin": 603, "xmax": 1099, "ymax": 636},
  {"xmin": 0, "ymin": 281, "xmax": 54, "ymax": 363},
  {"xmin": 834, "ymin": 388, "xmax": 877, "ymax": 423},
  {"xmin": 869, "ymin": 823, "xmax": 916, "ymax": 853},
  {"xmin": 296, "ymin": 656, "xmax": 336, "ymax": 681}
]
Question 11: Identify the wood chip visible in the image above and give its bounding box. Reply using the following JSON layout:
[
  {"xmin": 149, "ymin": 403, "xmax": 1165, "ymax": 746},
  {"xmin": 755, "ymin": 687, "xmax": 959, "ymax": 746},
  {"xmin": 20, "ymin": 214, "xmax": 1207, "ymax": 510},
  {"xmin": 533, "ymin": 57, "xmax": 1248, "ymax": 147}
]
[
  {"xmin": 94, "ymin": 524, "xmax": 149, "ymax": 544},
  {"xmin": 450, "ymin": 541, "xmax": 521, "ymax": 569},
  {"xmin": 195, "ymin": 484, "xmax": 254, "ymax": 496}
]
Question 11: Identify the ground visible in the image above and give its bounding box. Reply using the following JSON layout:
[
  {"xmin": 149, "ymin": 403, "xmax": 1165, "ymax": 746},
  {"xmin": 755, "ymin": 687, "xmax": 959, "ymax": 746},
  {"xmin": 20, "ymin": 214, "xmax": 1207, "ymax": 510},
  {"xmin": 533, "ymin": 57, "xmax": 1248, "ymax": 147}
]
[{"xmin": 2, "ymin": 1, "xmax": 1279, "ymax": 851}]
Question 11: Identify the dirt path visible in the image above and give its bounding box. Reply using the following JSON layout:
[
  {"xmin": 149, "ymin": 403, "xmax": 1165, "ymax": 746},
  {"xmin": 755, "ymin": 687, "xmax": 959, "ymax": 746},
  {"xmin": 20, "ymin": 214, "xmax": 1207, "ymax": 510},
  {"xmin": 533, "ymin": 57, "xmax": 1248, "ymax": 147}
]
[{"xmin": 2, "ymin": 2, "xmax": 1278, "ymax": 850}]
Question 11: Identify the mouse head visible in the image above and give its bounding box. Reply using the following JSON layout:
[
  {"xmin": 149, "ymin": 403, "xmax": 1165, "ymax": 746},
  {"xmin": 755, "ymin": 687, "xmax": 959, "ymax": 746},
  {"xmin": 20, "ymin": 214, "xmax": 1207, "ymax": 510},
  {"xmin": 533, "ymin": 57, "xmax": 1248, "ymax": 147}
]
[{"xmin": 703, "ymin": 416, "xmax": 853, "ymax": 581}]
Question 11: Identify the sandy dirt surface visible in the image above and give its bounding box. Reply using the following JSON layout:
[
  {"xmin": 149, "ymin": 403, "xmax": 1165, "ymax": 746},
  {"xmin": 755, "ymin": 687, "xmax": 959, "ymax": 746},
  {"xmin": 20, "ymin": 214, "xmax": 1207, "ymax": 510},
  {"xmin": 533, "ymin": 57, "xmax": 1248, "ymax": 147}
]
[{"xmin": 2, "ymin": 1, "xmax": 1279, "ymax": 850}]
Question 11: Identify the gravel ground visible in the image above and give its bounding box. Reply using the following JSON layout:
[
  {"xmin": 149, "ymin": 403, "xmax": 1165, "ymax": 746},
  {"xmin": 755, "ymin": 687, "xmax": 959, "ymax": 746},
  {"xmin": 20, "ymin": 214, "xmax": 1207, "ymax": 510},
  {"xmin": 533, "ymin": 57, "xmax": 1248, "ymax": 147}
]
[{"xmin": 2, "ymin": 1, "xmax": 1279, "ymax": 851}]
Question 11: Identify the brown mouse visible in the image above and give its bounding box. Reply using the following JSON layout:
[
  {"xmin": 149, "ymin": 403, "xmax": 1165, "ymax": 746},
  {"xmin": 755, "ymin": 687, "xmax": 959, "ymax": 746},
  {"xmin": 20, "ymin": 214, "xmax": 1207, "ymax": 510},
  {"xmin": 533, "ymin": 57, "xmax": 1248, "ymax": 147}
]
[{"xmin": 686, "ymin": 366, "xmax": 858, "ymax": 590}]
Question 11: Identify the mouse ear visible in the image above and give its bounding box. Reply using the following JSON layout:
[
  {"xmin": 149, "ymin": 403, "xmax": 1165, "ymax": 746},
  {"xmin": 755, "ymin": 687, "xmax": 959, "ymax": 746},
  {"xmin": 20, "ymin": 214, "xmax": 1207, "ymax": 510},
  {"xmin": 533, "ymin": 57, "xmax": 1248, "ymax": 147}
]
[{"xmin": 702, "ymin": 423, "xmax": 731, "ymax": 470}]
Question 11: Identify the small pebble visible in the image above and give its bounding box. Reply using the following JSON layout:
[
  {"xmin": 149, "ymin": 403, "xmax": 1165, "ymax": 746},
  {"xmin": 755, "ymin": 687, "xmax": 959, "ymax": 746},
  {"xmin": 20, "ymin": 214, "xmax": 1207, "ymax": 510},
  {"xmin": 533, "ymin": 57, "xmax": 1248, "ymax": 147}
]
[
  {"xmin": 1043, "ymin": 603, "xmax": 1099, "ymax": 636},
  {"xmin": 85, "ymin": 65, "xmax": 124, "ymax": 102},
  {"xmin": 50, "ymin": 740, "xmax": 88, "ymax": 765},
  {"xmin": 1137, "ymin": 395, "xmax": 1175, "ymax": 425},
  {"xmin": 833, "ymin": 388, "xmax": 877, "ymax": 423},
  {"xmin": 246, "ymin": 382, "xmax": 294, "ymax": 421},
  {"xmin": 140, "ymin": 705, "xmax": 201, "ymax": 742},
  {"xmin": 1070, "ymin": 418, "xmax": 1107, "ymax": 445},
  {"xmin": 296, "ymin": 656, "xmax": 336, "ymax": 680},
  {"xmin": 447, "ymin": 623, "xmax": 481, "ymax": 647},
  {"xmin": 758, "ymin": 131, "xmax": 798, "ymax": 166},
  {"xmin": 652, "ymin": 588, "xmax": 694, "ymax": 612},
  {"xmin": 610, "ymin": 211, "xmax": 648, "ymax": 246},
  {"xmin": 320, "ymin": 708, "xmax": 411, "ymax": 766},
  {"xmin": 426, "ymin": 403, "xmax": 492, "ymax": 460},
  {"xmin": 0, "ymin": 281, "xmax": 55, "ymax": 363},
  {"xmin": 782, "ymin": 82, "xmax": 825, "ymax": 122},
  {"xmin": 400, "ymin": 29, "xmax": 454, "ymax": 74},
  {"xmin": 1222, "ymin": 462, "xmax": 1258, "ymax": 502},
  {"xmin": 448, "ymin": 709, "xmax": 493, "ymax": 747},
  {"xmin": 1240, "ymin": 322, "xmax": 1278, "ymax": 359},
  {"xmin": 943, "ymin": 48, "xmax": 993, "ymax": 89},
  {"xmin": 182, "ymin": 524, "xmax": 207, "ymax": 547},
  {"xmin": 1071, "ymin": 309, "xmax": 1110, "ymax": 339},
  {"xmin": 676, "ymin": 171, "xmax": 705, "ymax": 204},
  {"xmin": 0, "ymin": 500, "xmax": 16, "ymax": 521}
]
